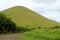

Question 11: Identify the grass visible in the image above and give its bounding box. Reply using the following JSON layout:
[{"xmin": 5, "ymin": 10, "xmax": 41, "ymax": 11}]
[
  {"xmin": 22, "ymin": 28, "xmax": 60, "ymax": 40},
  {"xmin": 1, "ymin": 6, "xmax": 59, "ymax": 27}
]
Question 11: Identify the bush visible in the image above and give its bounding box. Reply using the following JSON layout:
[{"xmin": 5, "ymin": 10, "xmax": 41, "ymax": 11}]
[
  {"xmin": 0, "ymin": 13, "xmax": 17, "ymax": 33},
  {"xmin": 51, "ymin": 26, "xmax": 60, "ymax": 29},
  {"xmin": 16, "ymin": 27, "xmax": 31, "ymax": 33}
]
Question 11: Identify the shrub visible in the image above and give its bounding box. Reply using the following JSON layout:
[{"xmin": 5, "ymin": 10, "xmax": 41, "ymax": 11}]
[
  {"xmin": 51, "ymin": 26, "xmax": 60, "ymax": 29},
  {"xmin": 0, "ymin": 13, "xmax": 17, "ymax": 33},
  {"xmin": 16, "ymin": 27, "xmax": 31, "ymax": 33}
]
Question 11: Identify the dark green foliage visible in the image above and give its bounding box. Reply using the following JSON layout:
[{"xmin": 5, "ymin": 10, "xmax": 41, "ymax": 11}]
[
  {"xmin": 51, "ymin": 25, "xmax": 60, "ymax": 29},
  {"xmin": 0, "ymin": 13, "xmax": 16, "ymax": 33},
  {"xmin": 54, "ymin": 26, "xmax": 60, "ymax": 28},
  {"xmin": 16, "ymin": 27, "xmax": 31, "ymax": 33}
]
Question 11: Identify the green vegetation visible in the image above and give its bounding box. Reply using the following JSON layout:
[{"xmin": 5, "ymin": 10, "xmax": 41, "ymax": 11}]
[
  {"xmin": 1, "ymin": 6, "xmax": 59, "ymax": 27},
  {"xmin": 22, "ymin": 27, "xmax": 60, "ymax": 40},
  {"xmin": 16, "ymin": 26, "xmax": 31, "ymax": 33},
  {"xmin": 0, "ymin": 13, "xmax": 17, "ymax": 33},
  {"xmin": 0, "ymin": 13, "xmax": 31, "ymax": 34}
]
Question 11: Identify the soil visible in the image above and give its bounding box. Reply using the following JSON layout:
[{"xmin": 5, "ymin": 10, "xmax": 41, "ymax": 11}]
[{"xmin": 0, "ymin": 33, "xmax": 24, "ymax": 40}]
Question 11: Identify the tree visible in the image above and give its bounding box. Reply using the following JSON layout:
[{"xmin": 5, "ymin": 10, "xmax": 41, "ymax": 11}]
[{"xmin": 0, "ymin": 13, "xmax": 17, "ymax": 33}]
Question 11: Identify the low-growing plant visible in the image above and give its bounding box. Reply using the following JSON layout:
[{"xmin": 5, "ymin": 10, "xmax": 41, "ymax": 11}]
[
  {"xmin": 51, "ymin": 25, "xmax": 60, "ymax": 29},
  {"xmin": 16, "ymin": 27, "xmax": 31, "ymax": 33}
]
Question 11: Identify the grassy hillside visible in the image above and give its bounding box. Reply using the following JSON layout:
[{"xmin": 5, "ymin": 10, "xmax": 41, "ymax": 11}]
[
  {"xmin": 1, "ymin": 6, "xmax": 59, "ymax": 27},
  {"xmin": 22, "ymin": 28, "xmax": 60, "ymax": 40}
]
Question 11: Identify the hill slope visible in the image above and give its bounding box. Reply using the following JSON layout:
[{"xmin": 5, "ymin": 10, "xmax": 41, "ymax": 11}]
[{"xmin": 1, "ymin": 6, "xmax": 59, "ymax": 27}]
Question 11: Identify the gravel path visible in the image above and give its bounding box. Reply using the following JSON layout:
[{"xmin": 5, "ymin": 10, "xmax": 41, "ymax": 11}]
[{"xmin": 0, "ymin": 33, "xmax": 24, "ymax": 40}]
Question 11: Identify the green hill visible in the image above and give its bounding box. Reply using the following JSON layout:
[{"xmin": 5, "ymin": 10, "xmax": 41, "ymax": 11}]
[{"xmin": 1, "ymin": 6, "xmax": 59, "ymax": 27}]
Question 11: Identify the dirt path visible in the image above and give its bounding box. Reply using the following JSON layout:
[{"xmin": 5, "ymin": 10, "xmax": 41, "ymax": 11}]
[{"xmin": 0, "ymin": 33, "xmax": 24, "ymax": 40}]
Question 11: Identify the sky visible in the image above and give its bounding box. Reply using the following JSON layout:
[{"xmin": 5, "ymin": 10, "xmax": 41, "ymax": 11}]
[{"xmin": 0, "ymin": 0, "xmax": 60, "ymax": 22}]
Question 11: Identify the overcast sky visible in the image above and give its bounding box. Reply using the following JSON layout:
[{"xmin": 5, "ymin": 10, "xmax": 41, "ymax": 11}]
[{"xmin": 0, "ymin": 0, "xmax": 60, "ymax": 22}]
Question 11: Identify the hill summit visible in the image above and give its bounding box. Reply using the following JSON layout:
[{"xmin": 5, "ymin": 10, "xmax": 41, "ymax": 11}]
[{"xmin": 1, "ymin": 6, "xmax": 58, "ymax": 27}]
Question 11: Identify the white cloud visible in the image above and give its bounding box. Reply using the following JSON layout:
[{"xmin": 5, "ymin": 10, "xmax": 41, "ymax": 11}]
[
  {"xmin": 31, "ymin": 0, "xmax": 60, "ymax": 22},
  {"xmin": 30, "ymin": 0, "xmax": 56, "ymax": 3}
]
